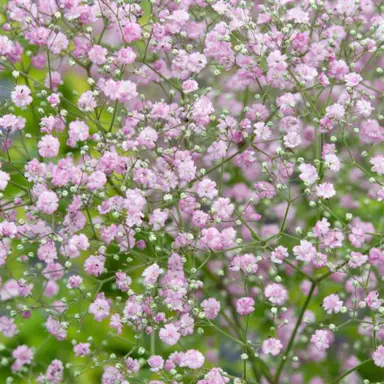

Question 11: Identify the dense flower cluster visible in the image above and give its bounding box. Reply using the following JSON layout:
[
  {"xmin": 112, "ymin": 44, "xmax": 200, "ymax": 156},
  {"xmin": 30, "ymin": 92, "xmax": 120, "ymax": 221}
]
[{"xmin": 0, "ymin": 0, "xmax": 384, "ymax": 383}]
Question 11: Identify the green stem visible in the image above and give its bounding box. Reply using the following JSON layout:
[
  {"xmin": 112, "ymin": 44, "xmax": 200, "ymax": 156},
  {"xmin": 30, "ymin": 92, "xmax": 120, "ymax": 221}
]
[
  {"xmin": 328, "ymin": 358, "xmax": 372, "ymax": 384},
  {"xmin": 274, "ymin": 281, "xmax": 317, "ymax": 383}
]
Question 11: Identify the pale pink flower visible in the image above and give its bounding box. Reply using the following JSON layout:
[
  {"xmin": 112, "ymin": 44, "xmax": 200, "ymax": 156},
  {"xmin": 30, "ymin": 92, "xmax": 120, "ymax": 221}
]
[
  {"xmin": 11, "ymin": 85, "xmax": 32, "ymax": 107},
  {"xmin": 36, "ymin": 191, "xmax": 59, "ymax": 214},
  {"xmin": 264, "ymin": 283, "xmax": 287, "ymax": 305},
  {"xmin": 262, "ymin": 338, "xmax": 283, "ymax": 356},
  {"xmin": 74, "ymin": 343, "xmax": 91, "ymax": 357},
  {"xmin": 322, "ymin": 294, "xmax": 343, "ymax": 314},
  {"xmin": 38, "ymin": 135, "xmax": 60, "ymax": 158},
  {"xmin": 201, "ymin": 298, "xmax": 221, "ymax": 320},
  {"xmin": 315, "ymin": 182, "xmax": 336, "ymax": 199},
  {"xmin": 142, "ymin": 263, "xmax": 163, "ymax": 285},
  {"xmin": 373, "ymin": 345, "xmax": 384, "ymax": 367},
  {"xmin": 310, "ymin": 330, "xmax": 332, "ymax": 351},
  {"xmin": 159, "ymin": 324, "xmax": 180, "ymax": 346},
  {"xmin": 236, "ymin": 297, "xmax": 255, "ymax": 315},
  {"xmin": 180, "ymin": 350, "xmax": 205, "ymax": 369}
]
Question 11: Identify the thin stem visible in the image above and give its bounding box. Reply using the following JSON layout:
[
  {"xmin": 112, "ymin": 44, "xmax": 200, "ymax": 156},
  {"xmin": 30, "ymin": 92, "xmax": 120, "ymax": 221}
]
[
  {"xmin": 328, "ymin": 358, "xmax": 372, "ymax": 384},
  {"xmin": 274, "ymin": 281, "xmax": 317, "ymax": 383}
]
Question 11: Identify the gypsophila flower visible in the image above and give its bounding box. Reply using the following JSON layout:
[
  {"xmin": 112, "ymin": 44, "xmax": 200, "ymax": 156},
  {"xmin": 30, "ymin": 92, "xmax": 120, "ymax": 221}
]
[
  {"xmin": 262, "ymin": 338, "xmax": 283, "ymax": 356},
  {"xmin": 236, "ymin": 297, "xmax": 255, "ymax": 316},
  {"xmin": 0, "ymin": 0, "xmax": 383, "ymax": 382},
  {"xmin": 373, "ymin": 346, "xmax": 384, "ymax": 368},
  {"xmin": 322, "ymin": 294, "xmax": 343, "ymax": 314}
]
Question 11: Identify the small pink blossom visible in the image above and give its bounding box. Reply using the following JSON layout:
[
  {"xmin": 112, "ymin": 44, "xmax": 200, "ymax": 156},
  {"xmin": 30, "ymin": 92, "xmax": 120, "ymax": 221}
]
[
  {"xmin": 322, "ymin": 294, "xmax": 343, "ymax": 314},
  {"xmin": 36, "ymin": 191, "xmax": 59, "ymax": 214},
  {"xmin": 159, "ymin": 324, "xmax": 181, "ymax": 346},
  {"xmin": 142, "ymin": 263, "xmax": 163, "ymax": 285},
  {"xmin": 11, "ymin": 85, "xmax": 32, "ymax": 107},
  {"xmin": 74, "ymin": 343, "xmax": 91, "ymax": 357},
  {"xmin": 38, "ymin": 135, "xmax": 60, "ymax": 158},
  {"xmin": 262, "ymin": 338, "xmax": 283, "ymax": 356},
  {"xmin": 310, "ymin": 330, "xmax": 333, "ymax": 351},
  {"xmin": 201, "ymin": 298, "xmax": 221, "ymax": 320},
  {"xmin": 236, "ymin": 297, "xmax": 255, "ymax": 315},
  {"xmin": 264, "ymin": 283, "xmax": 288, "ymax": 306},
  {"xmin": 373, "ymin": 345, "xmax": 384, "ymax": 367}
]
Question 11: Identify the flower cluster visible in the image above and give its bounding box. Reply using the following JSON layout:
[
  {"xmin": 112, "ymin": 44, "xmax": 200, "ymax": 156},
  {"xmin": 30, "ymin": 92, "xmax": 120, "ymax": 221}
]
[{"xmin": 0, "ymin": 0, "xmax": 384, "ymax": 383}]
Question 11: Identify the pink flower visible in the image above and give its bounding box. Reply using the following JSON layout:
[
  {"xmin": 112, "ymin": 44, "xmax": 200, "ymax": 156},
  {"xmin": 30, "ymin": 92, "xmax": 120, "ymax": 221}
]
[
  {"xmin": 36, "ymin": 191, "xmax": 59, "ymax": 214},
  {"xmin": 197, "ymin": 368, "xmax": 230, "ymax": 383},
  {"xmin": 87, "ymin": 171, "xmax": 107, "ymax": 191},
  {"xmin": 67, "ymin": 120, "xmax": 89, "ymax": 147},
  {"xmin": 322, "ymin": 294, "xmax": 343, "ymax": 314},
  {"xmin": 262, "ymin": 338, "xmax": 283, "ymax": 356},
  {"xmin": 284, "ymin": 131, "xmax": 302, "ymax": 148},
  {"xmin": 159, "ymin": 324, "xmax": 181, "ymax": 346},
  {"xmin": 84, "ymin": 255, "xmax": 106, "ymax": 277},
  {"xmin": 310, "ymin": 330, "xmax": 332, "ymax": 351},
  {"xmin": 254, "ymin": 181, "xmax": 276, "ymax": 199},
  {"xmin": 142, "ymin": 263, "xmax": 163, "ymax": 285},
  {"xmin": 46, "ymin": 316, "xmax": 67, "ymax": 340},
  {"xmin": 0, "ymin": 170, "xmax": 10, "ymax": 190},
  {"xmin": 197, "ymin": 178, "xmax": 218, "ymax": 199},
  {"xmin": 182, "ymin": 80, "xmax": 199, "ymax": 93},
  {"xmin": 110, "ymin": 313, "xmax": 123, "ymax": 334},
  {"xmin": 138, "ymin": 127, "xmax": 158, "ymax": 149},
  {"xmin": 78, "ymin": 91, "xmax": 97, "ymax": 112},
  {"xmin": 230, "ymin": 254, "xmax": 258, "ymax": 274},
  {"xmin": 149, "ymin": 209, "xmax": 168, "ymax": 230},
  {"xmin": 326, "ymin": 103, "xmax": 345, "ymax": 121},
  {"xmin": 3, "ymin": 2, "xmax": 384, "ymax": 379},
  {"xmin": 365, "ymin": 291, "xmax": 382, "ymax": 310},
  {"xmin": 117, "ymin": 80, "xmax": 138, "ymax": 102},
  {"xmin": 271, "ymin": 246, "xmax": 288, "ymax": 264},
  {"xmin": 254, "ymin": 122, "xmax": 272, "ymax": 140},
  {"xmin": 0, "ymin": 114, "xmax": 26, "ymax": 133},
  {"xmin": 67, "ymin": 275, "xmax": 83, "ymax": 289},
  {"xmin": 236, "ymin": 297, "xmax": 255, "ymax": 315},
  {"xmin": 212, "ymin": 197, "xmax": 234, "ymax": 220},
  {"xmin": 264, "ymin": 283, "xmax": 288, "ymax": 306},
  {"xmin": 11, "ymin": 85, "xmax": 32, "ymax": 107},
  {"xmin": 371, "ymin": 155, "xmax": 384, "ymax": 175},
  {"xmin": 45, "ymin": 72, "xmax": 63, "ymax": 90},
  {"xmin": 373, "ymin": 345, "xmax": 384, "ymax": 367},
  {"xmin": 293, "ymin": 240, "xmax": 316, "ymax": 263},
  {"xmin": 201, "ymin": 298, "xmax": 221, "ymax": 320},
  {"xmin": 116, "ymin": 272, "xmax": 132, "ymax": 292},
  {"xmin": 180, "ymin": 350, "xmax": 205, "ymax": 369},
  {"xmin": 315, "ymin": 182, "xmax": 336, "ymax": 199},
  {"xmin": 122, "ymin": 22, "xmax": 142, "ymax": 43},
  {"xmin": 116, "ymin": 47, "xmax": 136, "ymax": 65},
  {"xmin": 0, "ymin": 35, "xmax": 13, "ymax": 55},
  {"xmin": 348, "ymin": 251, "xmax": 367, "ymax": 268},
  {"xmin": 328, "ymin": 60, "xmax": 349, "ymax": 81},
  {"xmin": 125, "ymin": 357, "xmax": 140, "ymax": 374},
  {"xmin": 89, "ymin": 293, "xmax": 110, "ymax": 322},
  {"xmin": 369, "ymin": 248, "xmax": 384, "ymax": 266},
  {"xmin": 0, "ymin": 316, "xmax": 18, "ymax": 337},
  {"xmin": 356, "ymin": 99, "xmax": 373, "ymax": 117},
  {"xmin": 38, "ymin": 135, "xmax": 60, "ymax": 158},
  {"xmin": 38, "ymin": 359, "xmax": 64, "ymax": 383},
  {"xmin": 298, "ymin": 163, "xmax": 319, "ymax": 184},
  {"xmin": 12, "ymin": 344, "xmax": 33, "ymax": 372},
  {"xmin": 360, "ymin": 119, "xmax": 384, "ymax": 144},
  {"xmin": 74, "ymin": 343, "xmax": 91, "ymax": 357},
  {"xmin": 148, "ymin": 355, "xmax": 164, "ymax": 372},
  {"xmin": 344, "ymin": 72, "xmax": 362, "ymax": 87},
  {"xmin": 65, "ymin": 234, "xmax": 90, "ymax": 259},
  {"xmin": 88, "ymin": 45, "xmax": 108, "ymax": 65}
]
